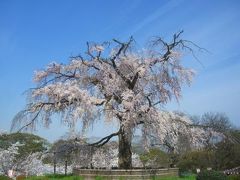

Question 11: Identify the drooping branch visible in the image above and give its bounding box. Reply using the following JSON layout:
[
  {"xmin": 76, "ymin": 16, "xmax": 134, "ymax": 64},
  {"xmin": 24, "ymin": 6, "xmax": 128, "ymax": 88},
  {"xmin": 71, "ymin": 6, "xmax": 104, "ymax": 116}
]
[
  {"xmin": 11, "ymin": 93, "xmax": 106, "ymax": 133},
  {"xmin": 38, "ymin": 73, "xmax": 74, "ymax": 88},
  {"xmin": 88, "ymin": 130, "xmax": 120, "ymax": 147},
  {"xmin": 150, "ymin": 140, "xmax": 175, "ymax": 153},
  {"xmin": 12, "ymin": 104, "xmax": 43, "ymax": 132}
]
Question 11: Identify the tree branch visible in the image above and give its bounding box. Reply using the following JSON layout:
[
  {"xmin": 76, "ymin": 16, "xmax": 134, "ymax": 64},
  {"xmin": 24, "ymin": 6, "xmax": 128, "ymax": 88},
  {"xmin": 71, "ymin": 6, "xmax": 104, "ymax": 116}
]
[
  {"xmin": 129, "ymin": 72, "xmax": 139, "ymax": 89},
  {"xmin": 17, "ymin": 105, "xmax": 43, "ymax": 132},
  {"xmin": 88, "ymin": 130, "xmax": 120, "ymax": 147}
]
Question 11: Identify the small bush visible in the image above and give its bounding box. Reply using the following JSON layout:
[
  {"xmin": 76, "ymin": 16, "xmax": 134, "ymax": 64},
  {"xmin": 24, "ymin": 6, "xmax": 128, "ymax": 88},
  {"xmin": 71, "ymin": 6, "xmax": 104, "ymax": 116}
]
[
  {"xmin": 197, "ymin": 170, "xmax": 227, "ymax": 180},
  {"xmin": 179, "ymin": 169, "xmax": 193, "ymax": 177}
]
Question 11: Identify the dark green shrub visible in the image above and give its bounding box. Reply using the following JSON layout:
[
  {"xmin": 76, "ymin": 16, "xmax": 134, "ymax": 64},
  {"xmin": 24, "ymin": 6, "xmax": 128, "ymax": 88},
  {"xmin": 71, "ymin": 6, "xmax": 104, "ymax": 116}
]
[
  {"xmin": 197, "ymin": 170, "xmax": 227, "ymax": 180},
  {"xmin": 177, "ymin": 150, "xmax": 215, "ymax": 172},
  {"xmin": 179, "ymin": 169, "xmax": 194, "ymax": 178}
]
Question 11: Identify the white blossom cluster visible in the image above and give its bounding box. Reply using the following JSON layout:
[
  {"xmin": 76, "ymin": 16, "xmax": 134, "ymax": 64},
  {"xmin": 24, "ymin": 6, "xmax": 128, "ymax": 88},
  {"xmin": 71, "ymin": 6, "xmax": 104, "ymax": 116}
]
[
  {"xmin": 0, "ymin": 142, "xmax": 22, "ymax": 175},
  {"xmin": 0, "ymin": 130, "xmax": 7, "ymax": 136},
  {"xmin": 91, "ymin": 145, "xmax": 143, "ymax": 169},
  {"xmin": 92, "ymin": 147, "xmax": 118, "ymax": 169}
]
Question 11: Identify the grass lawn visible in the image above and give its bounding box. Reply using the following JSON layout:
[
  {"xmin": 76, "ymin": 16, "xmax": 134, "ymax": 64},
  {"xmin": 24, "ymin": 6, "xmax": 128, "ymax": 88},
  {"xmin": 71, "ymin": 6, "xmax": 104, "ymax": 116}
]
[
  {"xmin": 152, "ymin": 175, "xmax": 196, "ymax": 180},
  {"xmin": 24, "ymin": 174, "xmax": 196, "ymax": 180},
  {"xmin": 25, "ymin": 174, "xmax": 84, "ymax": 180}
]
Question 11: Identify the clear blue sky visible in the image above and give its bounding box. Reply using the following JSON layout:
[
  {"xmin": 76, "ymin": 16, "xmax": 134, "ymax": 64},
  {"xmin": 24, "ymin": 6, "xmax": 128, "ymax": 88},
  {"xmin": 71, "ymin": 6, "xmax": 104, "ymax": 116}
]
[{"xmin": 0, "ymin": 0, "xmax": 240, "ymax": 142}]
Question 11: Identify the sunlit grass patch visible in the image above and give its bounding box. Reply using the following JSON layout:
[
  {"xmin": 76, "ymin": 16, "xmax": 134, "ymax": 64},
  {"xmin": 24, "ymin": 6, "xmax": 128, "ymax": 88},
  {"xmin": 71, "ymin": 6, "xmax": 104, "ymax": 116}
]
[{"xmin": 24, "ymin": 174, "xmax": 83, "ymax": 180}]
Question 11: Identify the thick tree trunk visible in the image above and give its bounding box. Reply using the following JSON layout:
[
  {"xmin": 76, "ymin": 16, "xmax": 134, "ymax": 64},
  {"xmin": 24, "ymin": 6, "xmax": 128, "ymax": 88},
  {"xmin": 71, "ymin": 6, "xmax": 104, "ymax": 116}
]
[{"xmin": 118, "ymin": 127, "xmax": 132, "ymax": 169}]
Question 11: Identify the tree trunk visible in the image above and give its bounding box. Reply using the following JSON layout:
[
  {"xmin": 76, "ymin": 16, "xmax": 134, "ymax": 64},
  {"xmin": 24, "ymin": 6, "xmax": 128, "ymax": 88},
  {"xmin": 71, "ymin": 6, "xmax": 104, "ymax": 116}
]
[{"xmin": 118, "ymin": 127, "xmax": 132, "ymax": 169}]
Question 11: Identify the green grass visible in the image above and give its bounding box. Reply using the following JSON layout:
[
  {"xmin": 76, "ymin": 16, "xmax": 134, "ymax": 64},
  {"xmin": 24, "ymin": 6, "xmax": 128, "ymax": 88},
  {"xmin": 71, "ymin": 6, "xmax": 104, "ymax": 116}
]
[
  {"xmin": 25, "ymin": 174, "xmax": 84, "ymax": 180},
  {"xmin": 94, "ymin": 176, "xmax": 105, "ymax": 180},
  {"xmin": 93, "ymin": 176, "xmax": 196, "ymax": 180},
  {"xmin": 152, "ymin": 175, "xmax": 196, "ymax": 180},
  {"xmin": 0, "ymin": 175, "xmax": 11, "ymax": 180},
  {"xmin": 24, "ymin": 174, "xmax": 196, "ymax": 180},
  {"xmin": 80, "ymin": 176, "xmax": 196, "ymax": 180}
]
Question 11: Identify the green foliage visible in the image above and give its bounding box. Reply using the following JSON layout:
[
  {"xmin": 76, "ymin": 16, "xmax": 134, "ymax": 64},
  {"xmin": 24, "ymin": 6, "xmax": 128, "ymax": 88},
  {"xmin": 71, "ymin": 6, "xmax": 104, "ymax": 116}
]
[
  {"xmin": 0, "ymin": 175, "xmax": 11, "ymax": 180},
  {"xmin": 214, "ymin": 139, "xmax": 240, "ymax": 170},
  {"xmin": 196, "ymin": 170, "xmax": 226, "ymax": 180},
  {"xmin": 227, "ymin": 174, "xmax": 240, "ymax": 180},
  {"xmin": 176, "ymin": 130, "xmax": 240, "ymax": 171},
  {"xmin": 140, "ymin": 148, "xmax": 171, "ymax": 168},
  {"xmin": 0, "ymin": 132, "xmax": 50, "ymax": 160},
  {"xmin": 177, "ymin": 150, "xmax": 214, "ymax": 172}
]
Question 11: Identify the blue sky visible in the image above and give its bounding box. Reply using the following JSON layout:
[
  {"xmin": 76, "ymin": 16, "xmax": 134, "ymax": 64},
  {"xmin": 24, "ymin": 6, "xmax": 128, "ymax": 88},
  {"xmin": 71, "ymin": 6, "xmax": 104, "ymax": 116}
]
[{"xmin": 0, "ymin": 0, "xmax": 240, "ymax": 142}]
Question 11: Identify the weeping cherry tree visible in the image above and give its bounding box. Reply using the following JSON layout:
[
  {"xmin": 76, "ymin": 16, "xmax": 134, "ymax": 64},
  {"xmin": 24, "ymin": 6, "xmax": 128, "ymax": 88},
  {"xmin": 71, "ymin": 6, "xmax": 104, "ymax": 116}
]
[{"xmin": 12, "ymin": 31, "xmax": 206, "ymax": 169}]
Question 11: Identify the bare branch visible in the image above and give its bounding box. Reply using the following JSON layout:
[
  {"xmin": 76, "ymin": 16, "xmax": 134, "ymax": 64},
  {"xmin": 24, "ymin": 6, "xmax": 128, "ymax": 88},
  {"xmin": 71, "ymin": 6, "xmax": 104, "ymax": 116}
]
[{"xmin": 149, "ymin": 30, "xmax": 206, "ymax": 68}]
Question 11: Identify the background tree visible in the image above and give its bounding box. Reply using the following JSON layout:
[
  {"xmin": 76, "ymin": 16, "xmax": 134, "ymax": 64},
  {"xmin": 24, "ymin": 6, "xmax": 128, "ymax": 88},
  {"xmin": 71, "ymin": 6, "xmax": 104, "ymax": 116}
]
[
  {"xmin": 12, "ymin": 32, "xmax": 203, "ymax": 169},
  {"xmin": 191, "ymin": 112, "xmax": 239, "ymax": 149},
  {"xmin": 192, "ymin": 112, "xmax": 232, "ymax": 132},
  {"xmin": 177, "ymin": 150, "xmax": 215, "ymax": 173},
  {"xmin": 47, "ymin": 138, "xmax": 94, "ymax": 168},
  {"xmin": 140, "ymin": 148, "xmax": 170, "ymax": 168},
  {"xmin": 176, "ymin": 113, "xmax": 240, "ymax": 172},
  {"xmin": 0, "ymin": 132, "xmax": 49, "ymax": 163},
  {"xmin": 214, "ymin": 138, "xmax": 240, "ymax": 170}
]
